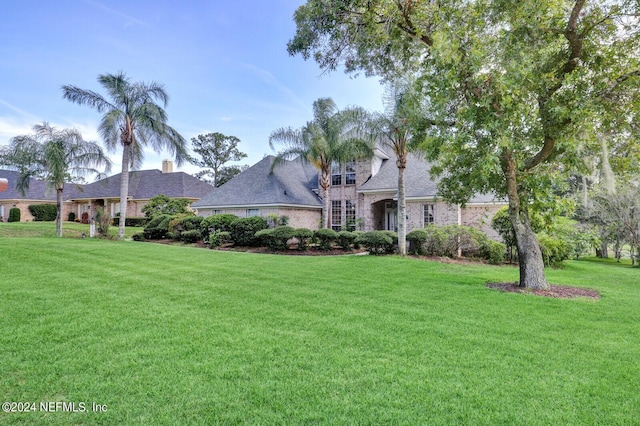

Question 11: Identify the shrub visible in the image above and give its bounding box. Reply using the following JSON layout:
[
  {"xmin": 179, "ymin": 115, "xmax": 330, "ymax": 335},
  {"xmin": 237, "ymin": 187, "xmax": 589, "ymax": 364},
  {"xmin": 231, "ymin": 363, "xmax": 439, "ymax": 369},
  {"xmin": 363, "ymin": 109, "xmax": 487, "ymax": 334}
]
[
  {"xmin": 407, "ymin": 229, "xmax": 428, "ymax": 255},
  {"xmin": 169, "ymin": 215, "xmax": 204, "ymax": 241},
  {"xmin": 351, "ymin": 230, "xmax": 364, "ymax": 249},
  {"xmin": 94, "ymin": 206, "xmax": 111, "ymax": 238},
  {"xmin": 201, "ymin": 214, "xmax": 238, "ymax": 234},
  {"xmin": 423, "ymin": 225, "xmax": 447, "ymax": 255},
  {"xmin": 229, "ymin": 216, "xmax": 267, "ymax": 246},
  {"xmin": 314, "ymin": 228, "xmax": 338, "ymax": 250},
  {"xmin": 112, "ymin": 217, "xmax": 147, "ymax": 227},
  {"xmin": 143, "ymin": 214, "xmax": 173, "ymax": 240},
  {"xmin": 479, "ymin": 240, "xmax": 506, "ymax": 264},
  {"xmin": 132, "ymin": 232, "xmax": 145, "ymax": 241},
  {"xmin": 29, "ymin": 204, "xmax": 57, "ymax": 221},
  {"xmin": 537, "ymin": 233, "xmax": 569, "ymax": 267},
  {"xmin": 356, "ymin": 231, "xmax": 395, "ymax": 255},
  {"xmin": 208, "ymin": 230, "xmax": 232, "ymax": 248},
  {"xmin": 382, "ymin": 231, "xmax": 398, "ymax": 253},
  {"xmin": 68, "ymin": 212, "xmax": 76, "ymax": 222},
  {"xmin": 181, "ymin": 229, "xmax": 202, "ymax": 244},
  {"xmin": 336, "ymin": 231, "xmax": 357, "ymax": 250},
  {"xmin": 294, "ymin": 228, "xmax": 314, "ymax": 250},
  {"xmin": 142, "ymin": 194, "xmax": 193, "ymax": 219},
  {"xmin": 256, "ymin": 226, "xmax": 295, "ymax": 251},
  {"xmin": 8, "ymin": 207, "xmax": 21, "ymax": 222}
]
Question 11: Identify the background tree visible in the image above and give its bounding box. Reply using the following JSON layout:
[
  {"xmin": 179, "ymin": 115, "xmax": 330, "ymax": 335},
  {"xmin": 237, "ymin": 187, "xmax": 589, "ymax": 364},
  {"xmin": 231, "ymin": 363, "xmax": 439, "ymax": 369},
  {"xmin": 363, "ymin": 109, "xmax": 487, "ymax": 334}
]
[
  {"xmin": 1, "ymin": 122, "xmax": 110, "ymax": 236},
  {"xmin": 288, "ymin": 0, "xmax": 640, "ymax": 289},
  {"xmin": 62, "ymin": 72, "xmax": 188, "ymax": 239},
  {"xmin": 369, "ymin": 79, "xmax": 427, "ymax": 255},
  {"xmin": 216, "ymin": 164, "xmax": 249, "ymax": 187},
  {"xmin": 189, "ymin": 132, "xmax": 248, "ymax": 187},
  {"xmin": 141, "ymin": 194, "xmax": 193, "ymax": 220},
  {"xmin": 269, "ymin": 98, "xmax": 372, "ymax": 229}
]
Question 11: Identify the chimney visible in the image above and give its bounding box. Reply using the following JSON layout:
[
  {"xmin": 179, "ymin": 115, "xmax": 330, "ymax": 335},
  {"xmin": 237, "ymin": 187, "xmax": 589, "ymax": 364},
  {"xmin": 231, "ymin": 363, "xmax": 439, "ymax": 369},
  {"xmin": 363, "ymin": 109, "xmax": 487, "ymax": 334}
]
[{"xmin": 162, "ymin": 160, "xmax": 174, "ymax": 173}]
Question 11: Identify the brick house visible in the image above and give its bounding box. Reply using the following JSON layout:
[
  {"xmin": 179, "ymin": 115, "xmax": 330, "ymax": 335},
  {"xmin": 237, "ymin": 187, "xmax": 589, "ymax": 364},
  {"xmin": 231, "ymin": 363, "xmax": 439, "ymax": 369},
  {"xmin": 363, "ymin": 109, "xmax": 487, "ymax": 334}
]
[
  {"xmin": 0, "ymin": 161, "xmax": 213, "ymax": 222},
  {"xmin": 192, "ymin": 147, "xmax": 505, "ymax": 238}
]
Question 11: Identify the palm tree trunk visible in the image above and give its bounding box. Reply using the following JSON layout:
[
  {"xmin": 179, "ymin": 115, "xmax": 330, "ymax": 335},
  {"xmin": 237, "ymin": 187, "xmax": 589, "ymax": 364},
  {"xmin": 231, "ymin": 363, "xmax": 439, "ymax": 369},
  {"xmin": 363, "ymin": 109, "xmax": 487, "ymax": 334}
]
[
  {"xmin": 118, "ymin": 145, "xmax": 130, "ymax": 239},
  {"xmin": 320, "ymin": 171, "xmax": 331, "ymax": 229},
  {"xmin": 503, "ymin": 150, "xmax": 549, "ymax": 289},
  {"xmin": 397, "ymin": 163, "xmax": 407, "ymax": 255},
  {"xmin": 56, "ymin": 187, "xmax": 63, "ymax": 237}
]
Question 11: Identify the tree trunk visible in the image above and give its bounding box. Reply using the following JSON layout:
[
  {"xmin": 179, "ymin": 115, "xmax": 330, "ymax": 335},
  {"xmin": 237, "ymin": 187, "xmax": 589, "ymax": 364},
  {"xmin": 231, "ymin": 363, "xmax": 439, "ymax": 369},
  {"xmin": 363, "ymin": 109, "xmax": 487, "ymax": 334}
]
[
  {"xmin": 397, "ymin": 160, "xmax": 407, "ymax": 255},
  {"xmin": 56, "ymin": 186, "xmax": 63, "ymax": 237},
  {"xmin": 118, "ymin": 145, "xmax": 130, "ymax": 239},
  {"xmin": 320, "ymin": 170, "xmax": 331, "ymax": 229},
  {"xmin": 503, "ymin": 151, "xmax": 549, "ymax": 290}
]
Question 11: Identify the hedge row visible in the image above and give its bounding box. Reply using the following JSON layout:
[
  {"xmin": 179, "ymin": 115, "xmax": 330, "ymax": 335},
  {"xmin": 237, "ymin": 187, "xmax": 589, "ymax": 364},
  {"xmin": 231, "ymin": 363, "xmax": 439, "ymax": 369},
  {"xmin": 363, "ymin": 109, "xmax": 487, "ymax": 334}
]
[{"xmin": 28, "ymin": 204, "xmax": 57, "ymax": 221}]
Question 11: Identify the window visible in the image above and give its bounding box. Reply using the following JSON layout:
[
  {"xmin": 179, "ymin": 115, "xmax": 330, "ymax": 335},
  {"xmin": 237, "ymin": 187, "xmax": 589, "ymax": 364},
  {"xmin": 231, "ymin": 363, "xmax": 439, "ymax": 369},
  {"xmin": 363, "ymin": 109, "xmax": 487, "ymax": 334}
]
[
  {"xmin": 423, "ymin": 204, "xmax": 435, "ymax": 226},
  {"xmin": 331, "ymin": 200, "xmax": 342, "ymax": 231},
  {"xmin": 345, "ymin": 200, "xmax": 356, "ymax": 230},
  {"xmin": 345, "ymin": 160, "xmax": 356, "ymax": 185},
  {"xmin": 247, "ymin": 209, "xmax": 260, "ymax": 217},
  {"xmin": 213, "ymin": 209, "xmax": 222, "ymax": 215},
  {"xmin": 331, "ymin": 161, "xmax": 342, "ymax": 185}
]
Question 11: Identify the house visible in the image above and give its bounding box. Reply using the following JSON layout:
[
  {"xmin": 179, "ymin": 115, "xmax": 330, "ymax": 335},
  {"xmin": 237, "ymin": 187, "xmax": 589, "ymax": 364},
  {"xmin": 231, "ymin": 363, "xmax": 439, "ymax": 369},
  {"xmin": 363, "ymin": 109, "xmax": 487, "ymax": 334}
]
[
  {"xmin": 0, "ymin": 161, "xmax": 213, "ymax": 222},
  {"xmin": 192, "ymin": 148, "xmax": 505, "ymax": 239}
]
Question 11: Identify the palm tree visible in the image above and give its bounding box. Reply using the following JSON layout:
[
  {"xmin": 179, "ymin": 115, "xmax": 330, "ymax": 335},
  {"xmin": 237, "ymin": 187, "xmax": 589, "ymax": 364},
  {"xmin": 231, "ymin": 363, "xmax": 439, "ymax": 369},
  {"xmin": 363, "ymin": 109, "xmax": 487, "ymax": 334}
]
[
  {"xmin": 2, "ymin": 122, "xmax": 111, "ymax": 237},
  {"xmin": 269, "ymin": 98, "xmax": 373, "ymax": 229},
  {"xmin": 62, "ymin": 72, "xmax": 188, "ymax": 239},
  {"xmin": 369, "ymin": 79, "xmax": 427, "ymax": 255}
]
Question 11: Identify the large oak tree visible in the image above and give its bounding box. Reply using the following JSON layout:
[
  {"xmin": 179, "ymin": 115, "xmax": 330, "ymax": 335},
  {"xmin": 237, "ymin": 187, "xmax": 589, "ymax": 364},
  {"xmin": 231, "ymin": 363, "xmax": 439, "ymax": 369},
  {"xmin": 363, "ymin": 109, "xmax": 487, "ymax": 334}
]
[{"xmin": 289, "ymin": 0, "xmax": 640, "ymax": 289}]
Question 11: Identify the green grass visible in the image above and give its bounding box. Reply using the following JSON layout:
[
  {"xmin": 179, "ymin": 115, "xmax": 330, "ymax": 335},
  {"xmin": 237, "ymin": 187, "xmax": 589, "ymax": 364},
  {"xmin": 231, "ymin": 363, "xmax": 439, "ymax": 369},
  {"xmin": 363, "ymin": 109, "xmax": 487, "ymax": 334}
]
[
  {"xmin": 0, "ymin": 231, "xmax": 639, "ymax": 424},
  {"xmin": 0, "ymin": 221, "xmax": 140, "ymax": 239}
]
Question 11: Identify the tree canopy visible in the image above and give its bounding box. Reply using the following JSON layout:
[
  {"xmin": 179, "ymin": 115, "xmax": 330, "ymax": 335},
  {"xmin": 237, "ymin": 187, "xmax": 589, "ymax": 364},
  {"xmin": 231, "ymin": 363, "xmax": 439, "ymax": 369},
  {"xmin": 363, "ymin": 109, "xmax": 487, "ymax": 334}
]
[
  {"xmin": 62, "ymin": 72, "xmax": 188, "ymax": 239},
  {"xmin": 289, "ymin": 0, "xmax": 640, "ymax": 288},
  {"xmin": 189, "ymin": 132, "xmax": 247, "ymax": 187}
]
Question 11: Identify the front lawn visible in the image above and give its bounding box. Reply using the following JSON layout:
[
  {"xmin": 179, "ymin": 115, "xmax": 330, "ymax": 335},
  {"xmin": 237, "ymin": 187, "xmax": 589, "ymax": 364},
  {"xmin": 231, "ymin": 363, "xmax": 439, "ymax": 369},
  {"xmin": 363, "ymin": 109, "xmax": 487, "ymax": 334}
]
[{"xmin": 0, "ymin": 236, "xmax": 638, "ymax": 424}]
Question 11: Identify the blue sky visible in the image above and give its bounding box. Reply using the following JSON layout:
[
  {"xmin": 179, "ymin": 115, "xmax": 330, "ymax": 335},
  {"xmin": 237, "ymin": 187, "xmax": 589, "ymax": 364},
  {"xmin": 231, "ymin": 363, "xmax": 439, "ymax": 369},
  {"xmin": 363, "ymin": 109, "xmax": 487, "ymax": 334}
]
[{"xmin": 0, "ymin": 0, "xmax": 384, "ymax": 176}]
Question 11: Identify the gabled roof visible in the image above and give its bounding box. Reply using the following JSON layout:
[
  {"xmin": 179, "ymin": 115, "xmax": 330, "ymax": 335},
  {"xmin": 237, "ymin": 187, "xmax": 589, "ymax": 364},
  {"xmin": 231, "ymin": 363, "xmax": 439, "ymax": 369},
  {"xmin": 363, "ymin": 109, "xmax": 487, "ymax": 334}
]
[
  {"xmin": 192, "ymin": 156, "xmax": 322, "ymax": 209},
  {"xmin": 357, "ymin": 151, "xmax": 502, "ymax": 204},
  {"xmin": 71, "ymin": 169, "xmax": 214, "ymax": 200},
  {"xmin": 0, "ymin": 169, "xmax": 57, "ymax": 201}
]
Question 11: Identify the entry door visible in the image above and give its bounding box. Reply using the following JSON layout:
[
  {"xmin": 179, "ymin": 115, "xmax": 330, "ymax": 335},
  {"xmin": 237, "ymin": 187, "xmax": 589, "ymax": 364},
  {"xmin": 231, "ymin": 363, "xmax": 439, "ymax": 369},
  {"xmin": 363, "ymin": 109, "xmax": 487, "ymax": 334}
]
[{"xmin": 385, "ymin": 203, "xmax": 397, "ymax": 231}]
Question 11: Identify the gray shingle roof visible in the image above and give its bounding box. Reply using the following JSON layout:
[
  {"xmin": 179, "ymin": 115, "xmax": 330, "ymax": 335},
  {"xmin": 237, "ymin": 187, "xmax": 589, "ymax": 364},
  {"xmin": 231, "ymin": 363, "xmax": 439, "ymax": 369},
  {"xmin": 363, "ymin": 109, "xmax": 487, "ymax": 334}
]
[
  {"xmin": 0, "ymin": 169, "xmax": 58, "ymax": 201},
  {"xmin": 192, "ymin": 156, "xmax": 322, "ymax": 208},
  {"xmin": 71, "ymin": 169, "xmax": 214, "ymax": 200},
  {"xmin": 358, "ymin": 151, "xmax": 502, "ymax": 204}
]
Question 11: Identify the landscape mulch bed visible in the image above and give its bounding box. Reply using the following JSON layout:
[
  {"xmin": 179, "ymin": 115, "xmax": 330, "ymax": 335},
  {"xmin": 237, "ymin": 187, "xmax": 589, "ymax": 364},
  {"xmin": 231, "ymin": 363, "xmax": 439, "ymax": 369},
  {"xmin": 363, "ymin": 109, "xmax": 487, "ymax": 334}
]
[{"xmin": 486, "ymin": 282, "xmax": 600, "ymax": 300}]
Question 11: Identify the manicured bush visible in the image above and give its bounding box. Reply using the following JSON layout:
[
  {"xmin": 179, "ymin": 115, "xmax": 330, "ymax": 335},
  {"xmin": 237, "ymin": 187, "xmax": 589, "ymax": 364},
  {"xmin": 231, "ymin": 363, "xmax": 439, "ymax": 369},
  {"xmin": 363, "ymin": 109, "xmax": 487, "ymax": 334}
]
[
  {"xmin": 201, "ymin": 214, "xmax": 238, "ymax": 234},
  {"xmin": 355, "ymin": 231, "xmax": 395, "ymax": 255},
  {"xmin": 143, "ymin": 214, "xmax": 174, "ymax": 240},
  {"xmin": 407, "ymin": 229, "xmax": 428, "ymax": 255},
  {"xmin": 181, "ymin": 229, "xmax": 202, "ymax": 244},
  {"xmin": 314, "ymin": 228, "xmax": 338, "ymax": 250},
  {"xmin": 8, "ymin": 207, "xmax": 20, "ymax": 222},
  {"xmin": 229, "ymin": 216, "xmax": 268, "ymax": 246},
  {"xmin": 351, "ymin": 230, "xmax": 364, "ymax": 249},
  {"xmin": 294, "ymin": 228, "xmax": 314, "ymax": 250},
  {"xmin": 479, "ymin": 239, "xmax": 507, "ymax": 265},
  {"xmin": 208, "ymin": 230, "xmax": 232, "ymax": 248},
  {"xmin": 142, "ymin": 194, "xmax": 192, "ymax": 219},
  {"xmin": 68, "ymin": 212, "xmax": 76, "ymax": 222},
  {"xmin": 131, "ymin": 232, "xmax": 145, "ymax": 242},
  {"xmin": 382, "ymin": 231, "xmax": 398, "ymax": 253},
  {"xmin": 256, "ymin": 226, "xmax": 295, "ymax": 251},
  {"xmin": 423, "ymin": 225, "xmax": 447, "ymax": 255},
  {"xmin": 336, "ymin": 231, "xmax": 357, "ymax": 250},
  {"xmin": 112, "ymin": 217, "xmax": 148, "ymax": 227},
  {"xmin": 169, "ymin": 215, "xmax": 204, "ymax": 241},
  {"xmin": 28, "ymin": 204, "xmax": 57, "ymax": 221}
]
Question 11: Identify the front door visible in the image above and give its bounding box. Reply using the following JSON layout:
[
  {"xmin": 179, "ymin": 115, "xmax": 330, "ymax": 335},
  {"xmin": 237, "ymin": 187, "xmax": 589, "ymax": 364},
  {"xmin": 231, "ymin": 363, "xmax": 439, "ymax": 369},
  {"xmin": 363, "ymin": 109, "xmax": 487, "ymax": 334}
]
[{"xmin": 384, "ymin": 202, "xmax": 397, "ymax": 231}]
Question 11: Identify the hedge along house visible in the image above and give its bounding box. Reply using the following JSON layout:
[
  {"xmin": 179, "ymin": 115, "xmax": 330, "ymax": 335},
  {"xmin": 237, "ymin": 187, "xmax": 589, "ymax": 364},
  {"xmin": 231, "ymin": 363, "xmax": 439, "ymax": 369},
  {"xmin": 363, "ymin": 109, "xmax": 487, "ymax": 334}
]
[
  {"xmin": 0, "ymin": 162, "xmax": 213, "ymax": 222},
  {"xmin": 192, "ymin": 147, "xmax": 506, "ymax": 237}
]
